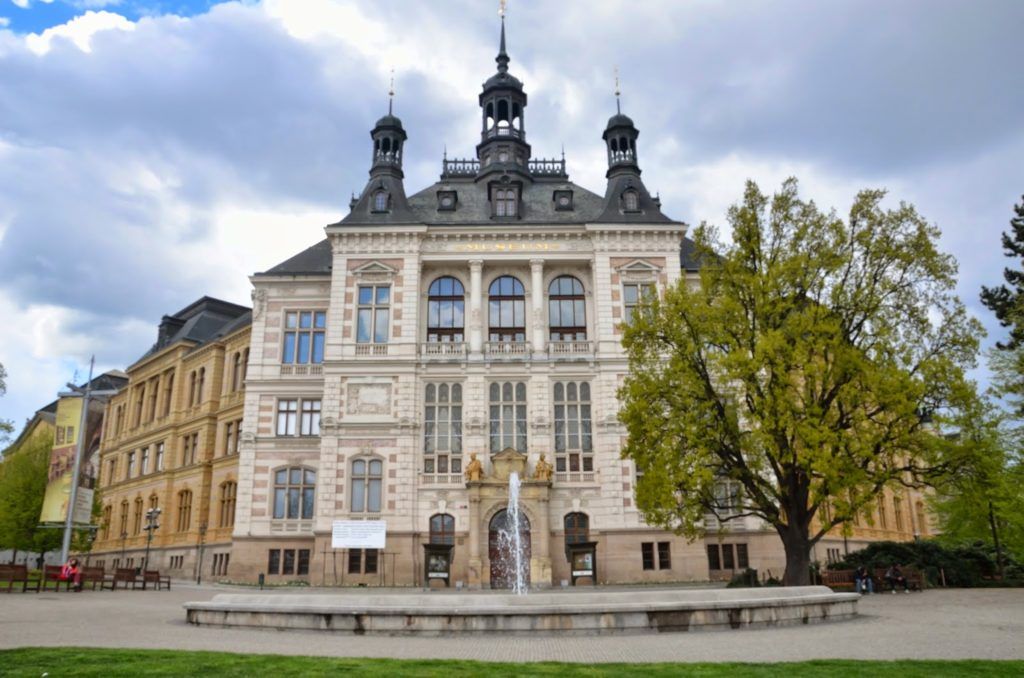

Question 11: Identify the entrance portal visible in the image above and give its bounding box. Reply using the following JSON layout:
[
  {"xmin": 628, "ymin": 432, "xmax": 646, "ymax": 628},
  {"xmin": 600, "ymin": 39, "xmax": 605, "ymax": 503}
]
[{"xmin": 488, "ymin": 509, "xmax": 531, "ymax": 589}]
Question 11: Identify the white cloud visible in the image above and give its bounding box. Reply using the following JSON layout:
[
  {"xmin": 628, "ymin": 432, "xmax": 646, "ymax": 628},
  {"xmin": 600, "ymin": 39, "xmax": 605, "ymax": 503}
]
[
  {"xmin": 0, "ymin": 17, "xmax": 10, "ymax": 27},
  {"xmin": 25, "ymin": 10, "xmax": 134, "ymax": 55}
]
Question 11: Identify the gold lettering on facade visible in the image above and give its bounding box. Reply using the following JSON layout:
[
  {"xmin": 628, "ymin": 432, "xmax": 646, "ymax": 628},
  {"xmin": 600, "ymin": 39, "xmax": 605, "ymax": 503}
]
[{"xmin": 453, "ymin": 242, "xmax": 561, "ymax": 252}]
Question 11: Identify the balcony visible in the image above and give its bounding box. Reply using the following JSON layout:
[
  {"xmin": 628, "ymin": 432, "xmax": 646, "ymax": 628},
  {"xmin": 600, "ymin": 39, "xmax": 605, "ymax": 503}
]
[
  {"xmin": 419, "ymin": 342, "xmax": 467, "ymax": 360},
  {"xmin": 485, "ymin": 341, "xmax": 531, "ymax": 358},
  {"xmin": 354, "ymin": 343, "xmax": 389, "ymax": 357},
  {"xmin": 547, "ymin": 340, "xmax": 594, "ymax": 360},
  {"xmin": 279, "ymin": 364, "xmax": 324, "ymax": 376}
]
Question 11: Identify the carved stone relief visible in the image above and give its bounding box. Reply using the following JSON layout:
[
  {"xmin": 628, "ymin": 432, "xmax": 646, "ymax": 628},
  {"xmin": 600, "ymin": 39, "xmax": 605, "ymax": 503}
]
[{"xmin": 346, "ymin": 383, "xmax": 393, "ymax": 416}]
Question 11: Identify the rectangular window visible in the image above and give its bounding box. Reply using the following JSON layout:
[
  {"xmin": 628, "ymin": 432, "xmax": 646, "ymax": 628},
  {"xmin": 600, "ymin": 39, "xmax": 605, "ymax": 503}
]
[
  {"xmin": 737, "ymin": 543, "xmax": 749, "ymax": 569},
  {"xmin": 488, "ymin": 381, "xmax": 527, "ymax": 453},
  {"xmin": 282, "ymin": 310, "xmax": 326, "ymax": 363},
  {"xmin": 297, "ymin": 549, "xmax": 310, "ymax": 576},
  {"xmin": 155, "ymin": 442, "xmax": 164, "ymax": 472},
  {"xmin": 282, "ymin": 549, "xmax": 296, "ymax": 575},
  {"xmin": 424, "ymin": 383, "xmax": 463, "ymax": 474},
  {"xmin": 224, "ymin": 422, "xmax": 234, "ymax": 457},
  {"xmin": 140, "ymin": 447, "xmax": 150, "ymax": 475},
  {"xmin": 108, "ymin": 458, "xmax": 117, "ymax": 485},
  {"xmin": 492, "ymin": 187, "xmax": 518, "ymax": 217},
  {"xmin": 657, "ymin": 541, "xmax": 672, "ymax": 570},
  {"xmin": 232, "ymin": 420, "xmax": 242, "ymax": 453},
  {"xmin": 300, "ymin": 400, "xmax": 321, "ymax": 436},
  {"xmin": 126, "ymin": 451, "xmax": 136, "ymax": 478},
  {"xmin": 552, "ymin": 381, "xmax": 593, "ymax": 474},
  {"xmin": 623, "ymin": 282, "xmax": 656, "ymax": 325},
  {"xmin": 364, "ymin": 549, "xmax": 379, "ymax": 574},
  {"xmin": 356, "ymin": 286, "xmax": 390, "ymax": 344},
  {"xmin": 707, "ymin": 544, "xmax": 721, "ymax": 570},
  {"xmin": 268, "ymin": 549, "xmax": 280, "ymax": 575},
  {"xmin": 347, "ymin": 549, "xmax": 362, "ymax": 575},
  {"xmin": 276, "ymin": 400, "xmax": 297, "ymax": 436},
  {"xmin": 641, "ymin": 542, "xmax": 655, "ymax": 571},
  {"xmin": 722, "ymin": 543, "xmax": 736, "ymax": 570}
]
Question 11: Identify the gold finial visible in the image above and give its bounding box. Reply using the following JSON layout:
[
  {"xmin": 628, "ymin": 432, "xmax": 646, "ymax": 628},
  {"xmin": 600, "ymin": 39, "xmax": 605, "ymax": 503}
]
[{"xmin": 499, "ymin": 0, "xmax": 506, "ymax": 18}]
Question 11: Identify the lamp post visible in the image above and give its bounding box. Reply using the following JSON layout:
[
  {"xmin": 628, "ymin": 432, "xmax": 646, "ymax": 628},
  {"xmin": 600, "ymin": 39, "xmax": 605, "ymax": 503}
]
[
  {"xmin": 196, "ymin": 522, "xmax": 208, "ymax": 585},
  {"xmin": 119, "ymin": 530, "xmax": 128, "ymax": 567},
  {"xmin": 142, "ymin": 508, "xmax": 161, "ymax": 574}
]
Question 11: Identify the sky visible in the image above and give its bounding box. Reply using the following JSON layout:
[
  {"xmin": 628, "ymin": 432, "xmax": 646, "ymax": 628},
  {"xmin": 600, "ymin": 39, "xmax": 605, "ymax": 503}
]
[{"xmin": 0, "ymin": 0, "xmax": 1022, "ymax": 432}]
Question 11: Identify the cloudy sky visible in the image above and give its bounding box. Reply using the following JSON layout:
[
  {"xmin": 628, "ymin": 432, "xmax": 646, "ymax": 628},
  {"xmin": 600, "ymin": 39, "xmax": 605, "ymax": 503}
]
[{"xmin": 0, "ymin": 0, "xmax": 1022, "ymax": 430}]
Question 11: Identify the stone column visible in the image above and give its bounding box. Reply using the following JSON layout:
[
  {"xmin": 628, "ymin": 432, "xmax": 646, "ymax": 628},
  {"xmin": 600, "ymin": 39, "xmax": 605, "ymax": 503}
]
[
  {"xmin": 535, "ymin": 492, "xmax": 552, "ymax": 587},
  {"xmin": 529, "ymin": 258, "xmax": 545, "ymax": 353},
  {"xmin": 469, "ymin": 259, "xmax": 483, "ymax": 355},
  {"xmin": 467, "ymin": 486, "xmax": 482, "ymax": 589}
]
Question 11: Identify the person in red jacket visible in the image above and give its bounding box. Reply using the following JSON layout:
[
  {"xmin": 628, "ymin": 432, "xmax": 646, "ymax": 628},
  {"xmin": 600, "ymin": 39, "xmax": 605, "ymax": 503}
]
[{"xmin": 60, "ymin": 557, "xmax": 83, "ymax": 592}]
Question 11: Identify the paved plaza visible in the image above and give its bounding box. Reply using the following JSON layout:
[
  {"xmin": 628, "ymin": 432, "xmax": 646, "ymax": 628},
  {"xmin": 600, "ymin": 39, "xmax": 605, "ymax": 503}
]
[{"xmin": 1, "ymin": 584, "xmax": 1022, "ymax": 663}]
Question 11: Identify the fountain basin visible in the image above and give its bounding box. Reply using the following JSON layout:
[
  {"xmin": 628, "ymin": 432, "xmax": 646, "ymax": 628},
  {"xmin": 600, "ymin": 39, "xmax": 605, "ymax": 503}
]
[{"xmin": 184, "ymin": 586, "xmax": 858, "ymax": 636}]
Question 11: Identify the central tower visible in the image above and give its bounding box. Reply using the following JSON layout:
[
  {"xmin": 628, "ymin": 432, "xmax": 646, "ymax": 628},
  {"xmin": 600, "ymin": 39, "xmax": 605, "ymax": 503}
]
[{"xmin": 475, "ymin": 10, "xmax": 531, "ymax": 181}]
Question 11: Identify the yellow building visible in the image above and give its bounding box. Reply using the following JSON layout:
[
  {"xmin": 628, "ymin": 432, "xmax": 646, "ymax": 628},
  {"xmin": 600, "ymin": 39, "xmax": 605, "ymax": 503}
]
[{"xmin": 91, "ymin": 297, "xmax": 250, "ymax": 578}]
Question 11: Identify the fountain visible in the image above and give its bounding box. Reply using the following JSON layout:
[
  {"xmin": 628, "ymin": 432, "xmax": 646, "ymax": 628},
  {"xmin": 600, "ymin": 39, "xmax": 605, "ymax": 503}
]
[{"xmin": 494, "ymin": 471, "xmax": 528, "ymax": 594}]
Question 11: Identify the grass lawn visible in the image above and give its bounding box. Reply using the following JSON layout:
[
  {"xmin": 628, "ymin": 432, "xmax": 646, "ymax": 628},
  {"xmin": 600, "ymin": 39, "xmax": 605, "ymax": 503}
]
[{"xmin": 0, "ymin": 648, "xmax": 1022, "ymax": 677}]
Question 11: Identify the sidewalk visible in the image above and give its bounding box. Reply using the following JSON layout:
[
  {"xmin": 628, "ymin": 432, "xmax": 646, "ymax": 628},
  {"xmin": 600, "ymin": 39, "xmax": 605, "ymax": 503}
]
[{"xmin": 1, "ymin": 585, "xmax": 1021, "ymax": 662}]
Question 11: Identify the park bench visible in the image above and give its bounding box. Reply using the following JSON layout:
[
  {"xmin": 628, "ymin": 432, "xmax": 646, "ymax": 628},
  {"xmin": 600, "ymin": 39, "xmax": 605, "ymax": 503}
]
[
  {"xmin": 0, "ymin": 564, "xmax": 41, "ymax": 593},
  {"xmin": 142, "ymin": 570, "xmax": 171, "ymax": 591},
  {"xmin": 874, "ymin": 566, "xmax": 924, "ymax": 591},
  {"xmin": 109, "ymin": 567, "xmax": 143, "ymax": 590},
  {"xmin": 822, "ymin": 568, "xmax": 856, "ymax": 591},
  {"xmin": 41, "ymin": 565, "xmax": 75, "ymax": 592},
  {"xmin": 80, "ymin": 566, "xmax": 108, "ymax": 591}
]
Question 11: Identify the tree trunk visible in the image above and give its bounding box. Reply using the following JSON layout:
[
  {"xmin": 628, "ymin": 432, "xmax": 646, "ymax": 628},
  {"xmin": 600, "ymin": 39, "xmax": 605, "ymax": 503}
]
[
  {"xmin": 9, "ymin": 548, "xmax": 16, "ymax": 565},
  {"xmin": 988, "ymin": 501, "xmax": 1005, "ymax": 580},
  {"xmin": 780, "ymin": 524, "xmax": 813, "ymax": 586}
]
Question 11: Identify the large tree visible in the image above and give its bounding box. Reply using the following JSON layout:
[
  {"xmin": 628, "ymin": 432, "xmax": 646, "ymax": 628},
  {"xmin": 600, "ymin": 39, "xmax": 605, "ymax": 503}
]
[
  {"xmin": 620, "ymin": 179, "xmax": 981, "ymax": 585},
  {"xmin": 0, "ymin": 432, "xmax": 62, "ymax": 560},
  {"xmin": 980, "ymin": 195, "xmax": 1024, "ymax": 350}
]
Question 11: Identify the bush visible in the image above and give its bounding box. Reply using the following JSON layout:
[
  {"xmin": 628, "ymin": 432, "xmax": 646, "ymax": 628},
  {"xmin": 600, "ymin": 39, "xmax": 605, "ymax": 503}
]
[
  {"xmin": 828, "ymin": 540, "xmax": 1023, "ymax": 587},
  {"xmin": 725, "ymin": 568, "xmax": 760, "ymax": 588}
]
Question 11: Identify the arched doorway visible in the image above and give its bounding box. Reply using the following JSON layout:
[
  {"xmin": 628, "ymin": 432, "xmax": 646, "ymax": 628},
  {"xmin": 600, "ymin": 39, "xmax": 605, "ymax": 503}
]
[{"xmin": 488, "ymin": 509, "xmax": 531, "ymax": 589}]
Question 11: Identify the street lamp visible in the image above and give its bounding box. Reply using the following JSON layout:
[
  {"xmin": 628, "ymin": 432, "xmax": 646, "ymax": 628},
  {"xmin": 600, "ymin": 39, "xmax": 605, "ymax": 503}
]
[
  {"xmin": 142, "ymin": 508, "xmax": 161, "ymax": 574},
  {"xmin": 196, "ymin": 522, "xmax": 208, "ymax": 585}
]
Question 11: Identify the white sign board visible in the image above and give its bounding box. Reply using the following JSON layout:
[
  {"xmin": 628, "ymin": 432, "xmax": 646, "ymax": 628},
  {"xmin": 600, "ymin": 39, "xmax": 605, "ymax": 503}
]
[{"xmin": 332, "ymin": 520, "xmax": 387, "ymax": 549}]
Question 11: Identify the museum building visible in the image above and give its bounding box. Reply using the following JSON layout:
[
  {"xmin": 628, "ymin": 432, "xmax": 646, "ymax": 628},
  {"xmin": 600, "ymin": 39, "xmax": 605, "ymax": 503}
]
[{"xmin": 217, "ymin": 16, "xmax": 933, "ymax": 588}]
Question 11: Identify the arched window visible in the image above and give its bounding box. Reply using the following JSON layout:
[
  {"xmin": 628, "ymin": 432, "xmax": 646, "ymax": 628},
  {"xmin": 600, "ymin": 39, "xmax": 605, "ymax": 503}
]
[
  {"xmin": 564, "ymin": 512, "xmax": 589, "ymax": 550},
  {"xmin": 373, "ymin": 191, "xmax": 389, "ymax": 212},
  {"xmin": 219, "ymin": 481, "xmax": 237, "ymax": 528},
  {"xmin": 430, "ymin": 513, "xmax": 455, "ymax": 545},
  {"xmin": 241, "ymin": 348, "xmax": 249, "ymax": 383},
  {"xmin": 915, "ymin": 501, "xmax": 928, "ymax": 536},
  {"xmin": 623, "ymin": 190, "xmax": 639, "ymax": 212},
  {"xmin": 232, "ymin": 352, "xmax": 242, "ymax": 392},
  {"xmin": 489, "ymin": 381, "xmax": 527, "ymax": 453},
  {"xmin": 102, "ymin": 505, "xmax": 112, "ymax": 540},
  {"xmin": 488, "ymin": 276, "xmax": 525, "ymax": 342},
  {"xmin": 149, "ymin": 494, "xmax": 159, "ymax": 512},
  {"xmin": 188, "ymin": 371, "xmax": 197, "ymax": 407},
  {"xmin": 351, "ymin": 459, "xmax": 383, "ymax": 513},
  {"xmin": 132, "ymin": 497, "xmax": 144, "ymax": 535},
  {"xmin": 273, "ymin": 467, "xmax": 316, "ymax": 520},
  {"xmin": 492, "ymin": 188, "xmax": 518, "ymax": 216},
  {"xmin": 427, "ymin": 277, "xmax": 465, "ymax": 342},
  {"xmin": 119, "ymin": 500, "xmax": 129, "ymax": 537},
  {"xmin": 196, "ymin": 367, "xmax": 205, "ymax": 404},
  {"xmin": 176, "ymin": 490, "xmax": 192, "ymax": 532},
  {"xmin": 548, "ymin": 276, "xmax": 586, "ymax": 341}
]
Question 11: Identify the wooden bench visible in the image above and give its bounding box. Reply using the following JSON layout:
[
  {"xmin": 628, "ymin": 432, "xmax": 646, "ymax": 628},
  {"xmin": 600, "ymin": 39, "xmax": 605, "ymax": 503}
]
[
  {"xmin": 41, "ymin": 565, "xmax": 75, "ymax": 592},
  {"xmin": 80, "ymin": 566, "xmax": 108, "ymax": 591},
  {"xmin": 110, "ymin": 567, "xmax": 143, "ymax": 590},
  {"xmin": 0, "ymin": 564, "xmax": 41, "ymax": 593},
  {"xmin": 822, "ymin": 568, "xmax": 856, "ymax": 591},
  {"xmin": 874, "ymin": 566, "xmax": 924, "ymax": 591},
  {"xmin": 142, "ymin": 570, "xmax": 171, "ymax": 590}
]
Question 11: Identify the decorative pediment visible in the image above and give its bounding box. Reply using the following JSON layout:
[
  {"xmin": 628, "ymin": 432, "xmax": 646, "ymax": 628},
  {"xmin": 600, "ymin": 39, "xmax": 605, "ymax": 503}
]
[
  {"xmin": 352, "ymin": 260, "xmax": 398, "ymax": 277},
  {"xmin": 615, "ymin": 259, "xmax": 661, "ymax": 274}
]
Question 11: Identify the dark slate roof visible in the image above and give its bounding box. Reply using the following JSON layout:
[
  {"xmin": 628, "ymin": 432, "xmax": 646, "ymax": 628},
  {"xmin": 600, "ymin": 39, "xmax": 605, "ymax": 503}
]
[
  {"xmin": 136, "ymin": 296, "xmax": 251, "ymax": 363},
  {"xmin": 680, "ymin": 236, "xmax": 702, "ymax": 272},
  {"xmin": 82, "ymin": 371, "xmax": 129, "ymax": 393},
  {"xmin": 258, "ymin": 239, "xmax": 332, "ymax": 276}
]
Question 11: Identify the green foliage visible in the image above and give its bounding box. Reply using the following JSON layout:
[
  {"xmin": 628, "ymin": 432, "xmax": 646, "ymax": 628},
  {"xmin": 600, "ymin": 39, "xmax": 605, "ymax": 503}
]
[
  {"xmin": 0, "ymin": 649, "xmax": 1022, "ymax": 678},
  {"xmin": 831, "ymin": 540, "xmax": 1022, "ymax": 587},
  {"xmin": 980, "ymin": 195, "xmax": 1024, "ymax": 350},
  {"xmin": 0, "ymin": 362, "xmax": 12, "ymax": 445},
  {"xmin": 0, "ymin": 431, "xmax": 62, "ymax": 555},
  {"xmin": 619, "ymin": 178, "xmax": 981, "ymax": 584}
]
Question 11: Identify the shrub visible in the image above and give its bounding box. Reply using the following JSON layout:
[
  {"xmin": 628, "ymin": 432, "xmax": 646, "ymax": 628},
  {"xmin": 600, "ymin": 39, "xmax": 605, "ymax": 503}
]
[{"xmin": 829, "ymin": 540, "xmax": 1023, "ymax": 587}]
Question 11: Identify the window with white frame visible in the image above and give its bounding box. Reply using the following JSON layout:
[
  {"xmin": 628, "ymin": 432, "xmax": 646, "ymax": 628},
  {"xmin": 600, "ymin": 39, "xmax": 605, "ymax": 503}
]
[
  {"xmin": 492, "ymin": 187, "xmax": 518, "ymax": 217},
  {"xmin": 548, "ymin": 276, "xmax": 587, "ymax": 341},
  {"xmin": 126, "ymin": 451, "xmax": 137, "ymax": 479},
  {"xmin": 553, "ymin": 381, "xmax": 593, "ymax": 472},
  {"xmin": 282, "ymin": 311, "xmax": 326, "ymax": 364},
  {"xmin": 424, "ymin": 383, "xmax": 462, "ymax": 473},
  {"xmin": 140, "ymin": 446, "xmax": 150, "ymax": 475},
  {"xmin": 488, "ymin": 276, "xmax": 526, "ymax": 342},
  {"xmin": 489, "ymin": 381, "xmax": 527, "ymax": 453},
  {"xmin": 427, "ymin": 277, "xmax": 465, "ymax": 342},
  {"xmin": 272, "ymin": 467, "xmax": 315, "ymax": 520},
  {"xmin": 356, "ymin": 286, "xmax": 390, "ymax": 344},
  {"xmin": 276, "ymin": 400, "xmax": 297, "ymax": 435},
  {"xmin": 351, "ymin": 458, "xmax": 383, "ymax": 513},
  {"xmin": 300, "ymin": 400, "xmax": 321, "ymax": 436},
  {"xmin": 276, "ymin": 399, "xmax": 319, "ymax": 436},
  {"xmin": 622, "ymin": 282, "xmax": 656, "ymax": 325},
  {"xmin": 155, "ymin": 442, "xmax": 164, "ymax": 472}
]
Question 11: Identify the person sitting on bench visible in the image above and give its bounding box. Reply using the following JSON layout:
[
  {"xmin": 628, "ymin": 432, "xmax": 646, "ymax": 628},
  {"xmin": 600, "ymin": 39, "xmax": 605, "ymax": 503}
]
[
  {"xmin": 60, "ymin": 557, "xmax": 83, "ymax": 592},
  {"xmin": 854, "ymin": 565, "xmax": 874, "ymax": 594},
  {"xmin": 884, "ymin": 563, "xmax": 909, "ymax": 594}
]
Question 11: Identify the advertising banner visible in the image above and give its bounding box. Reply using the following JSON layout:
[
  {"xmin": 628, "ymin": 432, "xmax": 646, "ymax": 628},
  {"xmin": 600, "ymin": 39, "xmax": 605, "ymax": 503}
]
[
  {"xmin": 39, "ymin": 396, "xmax": 83, "ymax": 524},
  {"xmin": 331, "ymin": 520, "xmax": 387, "ymax": 549}
]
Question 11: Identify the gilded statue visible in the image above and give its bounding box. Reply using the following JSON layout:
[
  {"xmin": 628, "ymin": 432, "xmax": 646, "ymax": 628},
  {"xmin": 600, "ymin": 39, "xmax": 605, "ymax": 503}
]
[
  {"xmin": 533, "ymin": 453, "xmax": 554, "ymax": 481},
  {"xmin": 465, "ymin": 452, "xmax": 484, "ymax": 482}
]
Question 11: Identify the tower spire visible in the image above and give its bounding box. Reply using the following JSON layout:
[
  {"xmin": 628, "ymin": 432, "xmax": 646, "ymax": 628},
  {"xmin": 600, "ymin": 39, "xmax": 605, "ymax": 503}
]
[
  {"xmin": 614, "ymin": 65, "xmax": 621, "ymax": 115},
  {"xmin": 388, "ymin": 67, "xmax": 395, "ymax": 115},
  {"xmin": 496, "ymin": 0, "xmax": 509, "ymax": 74}
]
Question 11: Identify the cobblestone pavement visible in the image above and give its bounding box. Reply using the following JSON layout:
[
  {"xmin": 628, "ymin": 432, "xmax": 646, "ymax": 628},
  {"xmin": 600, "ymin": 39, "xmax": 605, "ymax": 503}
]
[{"xmin": 1, "ymin": 584, "xmax": 1021, "ymax": 662}]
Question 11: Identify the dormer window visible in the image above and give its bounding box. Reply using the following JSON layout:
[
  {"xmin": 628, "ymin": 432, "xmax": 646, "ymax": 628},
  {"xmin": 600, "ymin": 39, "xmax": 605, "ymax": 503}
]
[
  {"xmin": 437, "ymin": 190, "xmax": 457, "ymax": 212},
  {"xmin": 623, "ymin": 190, "xmax": 640, "ymax": 213},
  {"xmin": 492, "ymin": 187, "xmax": 518, "ymax": 217},
  {"xmin": 372, "ymin": 191, "xmax": 389, "ymax": 213},
  {"xmin": 553, "ymin": 189, "xmax": 574, "ymax": 211}
]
